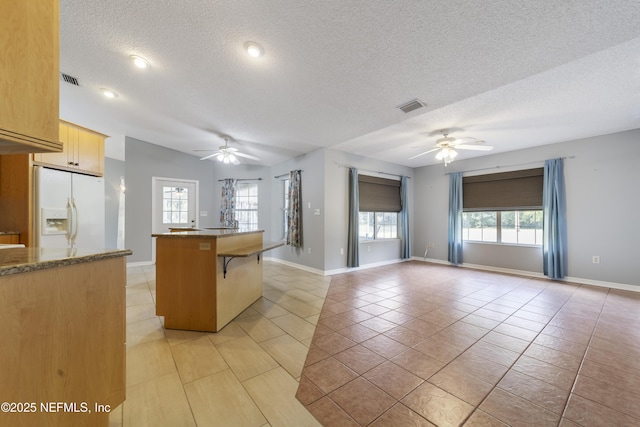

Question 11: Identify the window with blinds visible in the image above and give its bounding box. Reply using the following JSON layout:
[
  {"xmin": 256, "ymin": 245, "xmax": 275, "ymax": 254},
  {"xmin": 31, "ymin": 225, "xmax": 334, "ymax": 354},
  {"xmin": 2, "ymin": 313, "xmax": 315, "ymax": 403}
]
[
  {"xmin": 463, "ymin": 168, "xmax": 543, "ymax": 210},
  {"xmin": 358, "ymin": 175, "xmax": 400, "ymax": 240},
  {"xmin": 358, "ymin": 175, "xmax": 401, "ymax": 212},
  {"xmin": 462, "ymin": 168, "xmax": 543, "ymax": 246}
]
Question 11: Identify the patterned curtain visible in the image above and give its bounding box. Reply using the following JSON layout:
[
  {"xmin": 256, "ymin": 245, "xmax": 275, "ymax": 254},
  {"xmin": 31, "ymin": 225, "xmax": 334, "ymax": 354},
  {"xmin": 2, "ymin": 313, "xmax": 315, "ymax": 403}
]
[
  {"xmin": 286, "ymin": 170, "xmax": 302, "ymax": 247},
  {"xmin": 219, "ymin": 178, "xmax": 237, "ymax": 227}
]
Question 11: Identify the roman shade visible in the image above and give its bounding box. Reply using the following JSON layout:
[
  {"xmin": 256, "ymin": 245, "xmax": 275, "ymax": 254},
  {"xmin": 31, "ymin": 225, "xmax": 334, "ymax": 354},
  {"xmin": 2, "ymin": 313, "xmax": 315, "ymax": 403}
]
[
  {"xmin": 358, "ymin": 175, "xmax": 401, "ymax": 212},
  {"xmin": 463, "ymin": 168, "xmax": 543, "ymax": 210}
]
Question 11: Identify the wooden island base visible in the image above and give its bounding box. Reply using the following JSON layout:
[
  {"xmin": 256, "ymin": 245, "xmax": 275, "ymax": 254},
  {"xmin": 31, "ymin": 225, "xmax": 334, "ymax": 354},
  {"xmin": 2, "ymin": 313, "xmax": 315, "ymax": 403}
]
[
  {"xmin": 154, "ymin": 229, "xmax": 282, "ymax": 332},
  {"xmin": 0, "ymin": 250, "xmax": 129, "ymax": 427}
]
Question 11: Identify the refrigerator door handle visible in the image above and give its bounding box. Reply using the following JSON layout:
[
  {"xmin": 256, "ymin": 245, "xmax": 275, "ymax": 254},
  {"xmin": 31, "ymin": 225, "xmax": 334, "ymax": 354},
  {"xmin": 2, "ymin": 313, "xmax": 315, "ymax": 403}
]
[
  {"xmin": 71, "ymin": 198, "xmax": 79, "ymax": 245},
  {"xmin": 67, "ymin": 198, "xmax": 74, "ymax": 244}
]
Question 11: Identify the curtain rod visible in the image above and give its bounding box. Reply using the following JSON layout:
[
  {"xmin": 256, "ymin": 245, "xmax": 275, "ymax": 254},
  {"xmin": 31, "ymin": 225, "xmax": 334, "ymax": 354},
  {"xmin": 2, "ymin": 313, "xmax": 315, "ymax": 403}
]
[
  {"xmin": 274, "ymin": 170, "xmax": 304, "ymax": 179},
  {"xmin": 217, "ymin": 178, "xmax": 263, "ymax": 182},
  {"xmin": 443, "ymin": 156, "xmax": 575, "ymax": 176},
  {"xmin": 338, "ymin": 164, "xmax": 411, "ymax": 179}
]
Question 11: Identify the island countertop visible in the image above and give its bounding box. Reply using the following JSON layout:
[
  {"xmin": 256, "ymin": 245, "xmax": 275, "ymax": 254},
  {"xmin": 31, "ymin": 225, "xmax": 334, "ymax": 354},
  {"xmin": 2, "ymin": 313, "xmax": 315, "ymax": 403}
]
[
  {"xmin": 152, "ymin": 228, "xmax": 264, "ymax": 238},
  {"xmin": 0, "ymin": 247, "xmax": 133, "ymax": 276}
]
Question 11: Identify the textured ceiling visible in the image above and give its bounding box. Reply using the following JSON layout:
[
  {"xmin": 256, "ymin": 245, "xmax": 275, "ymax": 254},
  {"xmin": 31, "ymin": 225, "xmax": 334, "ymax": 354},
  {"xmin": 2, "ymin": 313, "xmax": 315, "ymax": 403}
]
[{"xmin": 59, "ymin": 0, "xmax": 640, "ymax": 166}]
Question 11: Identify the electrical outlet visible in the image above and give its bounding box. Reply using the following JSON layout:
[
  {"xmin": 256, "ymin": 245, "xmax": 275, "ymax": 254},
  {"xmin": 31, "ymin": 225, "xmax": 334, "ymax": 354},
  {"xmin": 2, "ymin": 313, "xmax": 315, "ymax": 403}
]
[
  {"xmin": 308, "ymin": 247, "xmax": 311, "ymax": 254},
  {"xmin": 428, "ymin": 242, "xmax": 435, "ymax": 249},
  {"xmin": 340, "ymin": 248, "xmax": 344, "ymax": 255},
  {"xmin": 368, "ymin": 245, "xmax": 371, "ymax": 252},
  {"xmin": 592, "ymin": 256, "xmax": 600, "ymax": 264}
]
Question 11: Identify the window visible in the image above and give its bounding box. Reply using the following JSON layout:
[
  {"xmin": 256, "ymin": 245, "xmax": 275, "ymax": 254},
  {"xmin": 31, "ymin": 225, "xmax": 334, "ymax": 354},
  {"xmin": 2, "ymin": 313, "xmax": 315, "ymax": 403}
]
[
  {"xmin": 356, "ymin": 174, "xmax": 400, "ymax": 241},
  {"xmin": 359, "ymin": 212, "xmax": 398, "ymax": 240},
  {"xmin": 282, "ymin": 178, "xmax": 290, "ymax": 240},
  {"xmin": 235, "ymin": 182, "xmax": 258, "ymax": 231},
  {"xmin": 463, "ymin": 211, "xmax": 497, "ymax": 242},
  {"xmin": 162, "ymin": 186, "xmax": 189, "ymax": 224},
  {"xmin": 463, "ymin": 210, "xmax": 543, "ymax": 245},
  {"xmin": 501, "ymin": 210, "xmax": 543, "ymax": 245},
  {"xmin": 462, "ymin": 168, "xmax": 543, "ymax": 246}
]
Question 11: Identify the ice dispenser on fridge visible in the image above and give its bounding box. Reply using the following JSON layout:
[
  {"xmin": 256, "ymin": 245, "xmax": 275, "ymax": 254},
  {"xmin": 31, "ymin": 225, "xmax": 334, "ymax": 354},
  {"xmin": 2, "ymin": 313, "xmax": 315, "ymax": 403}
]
[{"xmin": 41, "ymin": 208, "xmax": 69, "ymax": 235}]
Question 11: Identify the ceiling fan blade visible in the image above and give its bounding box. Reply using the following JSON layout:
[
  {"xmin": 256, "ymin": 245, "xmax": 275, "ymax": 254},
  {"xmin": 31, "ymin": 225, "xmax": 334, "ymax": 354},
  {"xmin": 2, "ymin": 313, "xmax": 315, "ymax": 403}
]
[
  {"xmin": 408, "ymin": 147, "xmax": 439, "ymax": 160},
  {"xmin": 455, "ymin": 144, "xmax": 494, "ymax": 151},
  {"xmin": 234, "ymin": 152, "xmax": 261, "ymax": 161},
  {"xmin": 199, "ymin": 151, "xmax": 222, "ymax": 160},
  {"xmin": 193, "ymin": 149, "xmax": 216, "ymax": 152}
]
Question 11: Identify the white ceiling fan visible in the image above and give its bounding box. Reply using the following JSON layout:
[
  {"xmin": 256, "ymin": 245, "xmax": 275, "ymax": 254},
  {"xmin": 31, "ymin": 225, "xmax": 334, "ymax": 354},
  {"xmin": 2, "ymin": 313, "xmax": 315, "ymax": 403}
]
[
  {"xmin": 196, "ymin": 137, "xmax": 260, "ymax": 164},
  {"xmin": 409, "ymin": 129, "xmax": 493, "ymax": 166}
]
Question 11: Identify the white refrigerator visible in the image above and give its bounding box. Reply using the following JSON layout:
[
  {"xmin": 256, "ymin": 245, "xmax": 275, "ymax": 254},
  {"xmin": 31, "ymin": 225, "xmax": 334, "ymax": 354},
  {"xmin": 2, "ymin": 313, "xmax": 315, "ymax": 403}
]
[{"xmin": 34, "ymin": 166, "xmax": 105, "ymax": 248}]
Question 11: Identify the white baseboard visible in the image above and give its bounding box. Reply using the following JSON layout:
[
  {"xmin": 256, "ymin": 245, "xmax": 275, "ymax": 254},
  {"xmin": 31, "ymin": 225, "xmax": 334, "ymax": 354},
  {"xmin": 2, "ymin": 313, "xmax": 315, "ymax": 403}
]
[
  {"xmin": 263, "ymin": 257, "xmax": 325, "ymax": 276},
  {"xmin": 127, "ymin": 260, "xmax": 154, "ymax": 268},
  {"xmin": 324, "ymin": 258, "xmax": 409, "ymax": 276},
  {"xmin": 410, "ymin": 257, "xmax": 639, "ymax": 293},
  {"xmin": 264, "ymin": 257, "xmax": 410, "ymax": 276}
]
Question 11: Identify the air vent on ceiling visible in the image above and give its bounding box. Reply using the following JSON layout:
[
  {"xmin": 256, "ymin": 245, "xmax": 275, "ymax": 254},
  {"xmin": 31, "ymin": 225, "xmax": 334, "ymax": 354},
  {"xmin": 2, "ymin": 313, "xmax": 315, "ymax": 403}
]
[
  {"xmin": 60, "ymin": 73, "xmax": 80, "ymax": 86},
  {"xmin": 396, "ymin": 99, "xmax": 426, "ymax": 114}
]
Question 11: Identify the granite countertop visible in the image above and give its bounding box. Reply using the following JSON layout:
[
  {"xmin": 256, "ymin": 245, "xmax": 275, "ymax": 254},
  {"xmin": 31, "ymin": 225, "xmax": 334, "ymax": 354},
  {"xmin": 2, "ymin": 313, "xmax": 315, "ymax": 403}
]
[
  {"xmin": 0, "ymin": 247, "xmax": 133, "ymax": 276},
  {"xmin": 152, "ymin": 228, "xmax": 264, "ymax": 238},
  {"xmin": 0, "ymin": 231, "xmax": 20, "ymax": 235}
]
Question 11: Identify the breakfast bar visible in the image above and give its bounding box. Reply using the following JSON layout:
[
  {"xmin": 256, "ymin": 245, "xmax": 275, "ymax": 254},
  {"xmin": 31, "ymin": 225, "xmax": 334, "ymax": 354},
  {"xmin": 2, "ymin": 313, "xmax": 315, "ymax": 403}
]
[{"xmin": 153, "ymin": 228, "xmax": 283, "ymax": 332}]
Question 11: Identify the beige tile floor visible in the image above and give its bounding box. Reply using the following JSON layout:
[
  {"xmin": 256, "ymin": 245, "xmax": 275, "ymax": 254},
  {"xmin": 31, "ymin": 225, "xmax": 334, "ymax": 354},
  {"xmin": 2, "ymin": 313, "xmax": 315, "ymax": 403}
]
[
  {"xmin": 110, "ymin": 261, "xmax": 328, "ymax": 427},
  {"xmin": 111, "ymin": 260, "xmax": 640, "ymax": 427}
]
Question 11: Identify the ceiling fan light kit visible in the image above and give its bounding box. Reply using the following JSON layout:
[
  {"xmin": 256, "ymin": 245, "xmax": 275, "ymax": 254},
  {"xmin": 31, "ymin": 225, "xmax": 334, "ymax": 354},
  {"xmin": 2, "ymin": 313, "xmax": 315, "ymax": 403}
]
[
  {"xmin": 197, "ymin": 137, "xmax": 260, "ymax": 165},
  {"xmin": 435, "ymin": 147, "xmax": 458, "ymax": 166},
  {"xmin": 410, "ymin": 129, "xmax": 493, "ymax": 166}
]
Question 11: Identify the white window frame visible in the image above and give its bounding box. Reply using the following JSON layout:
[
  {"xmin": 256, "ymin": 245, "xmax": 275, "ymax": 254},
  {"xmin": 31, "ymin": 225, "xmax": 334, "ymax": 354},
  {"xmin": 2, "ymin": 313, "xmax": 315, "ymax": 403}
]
[
  {"xmin": 463, "ymin": 209, "xmax": 543, "ymax": 246},
  {"xmin": 282, "ymin": 178, "xmax": 290, "ymax": 240},
  {"xmin": 235, "ymin": 182, "xmax": 258, "ymax": 231},
  {"xmin": 358, "ymin": 211, "xmax": 398, "ymax": 241}
]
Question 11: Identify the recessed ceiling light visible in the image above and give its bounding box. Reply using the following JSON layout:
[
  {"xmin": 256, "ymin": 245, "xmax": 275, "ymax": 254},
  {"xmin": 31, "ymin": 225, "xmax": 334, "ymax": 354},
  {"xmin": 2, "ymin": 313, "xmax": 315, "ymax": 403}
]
[
  {"xmin": 100, "ymin": 88, "xmax": 119, "ymax": 98},
  {"xmin": 244, "ymin": 41, "xmax": 264, "ymax": 58},
  {"xmin": 130, "ymin": 55, "xmax": 149, "ymax": 69}
]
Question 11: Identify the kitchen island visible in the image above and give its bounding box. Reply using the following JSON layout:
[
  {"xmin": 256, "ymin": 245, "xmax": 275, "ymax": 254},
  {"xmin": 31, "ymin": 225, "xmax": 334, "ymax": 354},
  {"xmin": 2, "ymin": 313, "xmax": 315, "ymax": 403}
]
[
  {"xmin": 153, "ymin": 228, "xmax": 283, "ymax": 332},
  {"xmin": 0, "ymin": 247, "xmax": 131, "ymax": 427}
]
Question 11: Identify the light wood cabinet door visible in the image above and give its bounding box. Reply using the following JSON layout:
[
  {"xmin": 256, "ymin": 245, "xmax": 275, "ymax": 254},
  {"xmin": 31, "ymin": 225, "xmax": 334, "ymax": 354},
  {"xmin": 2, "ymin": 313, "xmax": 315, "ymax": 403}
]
[
  {"xmin": 0, "ymin": 0, "xmax": 61, "ymax": 153},
  {"xmin": 33, "ymin": 121, "xmax": 106, "ymax": 176},
  {"xmin": 34, "ymin": 121, "xmax": 73, "ymax": 167},
  {"xmin": 76, "ymin": 129, "xmax": 104, "ymax": 175}
]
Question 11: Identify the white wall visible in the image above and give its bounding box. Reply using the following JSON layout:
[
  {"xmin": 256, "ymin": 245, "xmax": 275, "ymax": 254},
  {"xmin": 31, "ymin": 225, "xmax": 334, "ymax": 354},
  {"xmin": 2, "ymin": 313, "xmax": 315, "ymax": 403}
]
[
  {"xmin": 104, "ymin": 157, "xmax": 125, "ymax": 249},
  {"xmin": 269, "ymin": 149, "xmax": 326, "ymax": 271},
  {"xmin": 266, "ymin": 148, "xmax": 414, "ymax": 272},
  {"xmin": 414, "ymin": 129, "xmax": 640, "ymax": 287},
  {"xmin": 125, "ymin": 137, "xmax": 219, "ymax": 263},
  {"xmin": 323, "ymin": 149, "xmax": 414, "ymax": 271}
]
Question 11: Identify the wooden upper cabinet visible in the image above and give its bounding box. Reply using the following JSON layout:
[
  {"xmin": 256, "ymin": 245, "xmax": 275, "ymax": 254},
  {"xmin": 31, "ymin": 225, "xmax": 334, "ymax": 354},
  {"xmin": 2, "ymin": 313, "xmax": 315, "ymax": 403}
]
[
  {"xmin": 33, "ymin": 121, "xmax": 106, "ymax": 176},
  {"xmin": 0, "ymin": 0, "xmax": 62, "ymax": 154}
]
